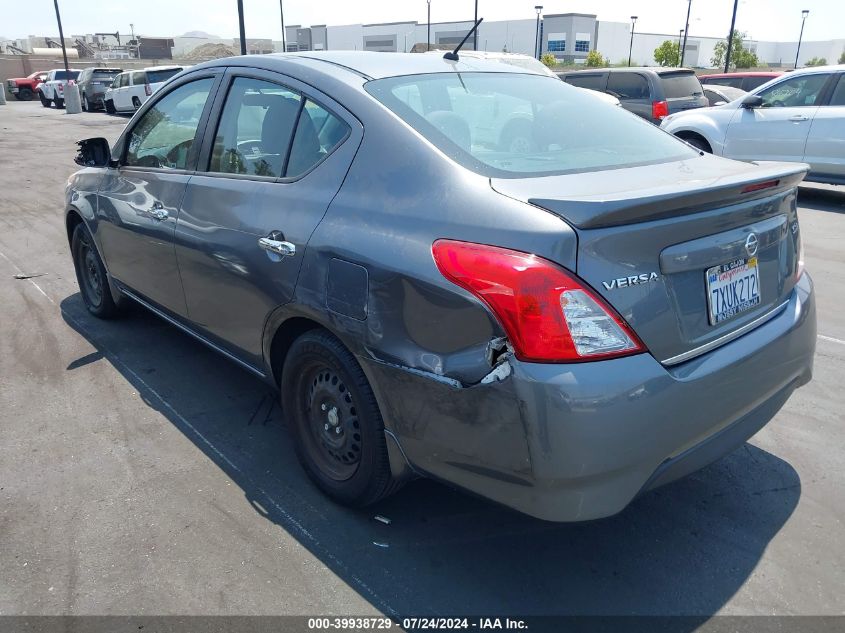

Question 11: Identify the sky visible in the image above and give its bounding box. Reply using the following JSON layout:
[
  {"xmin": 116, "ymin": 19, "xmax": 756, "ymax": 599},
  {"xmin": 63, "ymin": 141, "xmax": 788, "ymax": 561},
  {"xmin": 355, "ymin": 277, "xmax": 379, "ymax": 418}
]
[{"xmin": 4, "ymin": 0, "xmax": 844, "ymax": 43}]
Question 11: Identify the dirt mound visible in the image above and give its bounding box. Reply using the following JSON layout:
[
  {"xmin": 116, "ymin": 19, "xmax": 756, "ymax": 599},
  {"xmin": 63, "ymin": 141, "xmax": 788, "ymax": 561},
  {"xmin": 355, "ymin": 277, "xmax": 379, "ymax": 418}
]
[{"xmin": 184, "ymin": 42, "xmax": 236, "ymax": 60}]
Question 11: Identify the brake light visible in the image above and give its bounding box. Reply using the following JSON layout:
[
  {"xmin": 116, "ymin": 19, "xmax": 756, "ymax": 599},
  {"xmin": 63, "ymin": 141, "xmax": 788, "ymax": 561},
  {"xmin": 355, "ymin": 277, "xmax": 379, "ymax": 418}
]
[
  {"xmin": 145, "ymin": 83, "xmax": 152, "ymax": 96},
  {"xmin": 742, "ymin": 179, "xmax": 780, "ymax": 193},
  {"xmin": 58, "ymin": 83, "xmax": 63, "ymax": 93},
  {"xmin": 431, "ymin": 240, "xmax": 645, "ymax": 363},
  {"xmin": 795, "ymin": 230, "xmax": 805, "ymax": 281},
  {"xmin": 652, "ymin": 100, "xmax": 669, "ymax": 120}
]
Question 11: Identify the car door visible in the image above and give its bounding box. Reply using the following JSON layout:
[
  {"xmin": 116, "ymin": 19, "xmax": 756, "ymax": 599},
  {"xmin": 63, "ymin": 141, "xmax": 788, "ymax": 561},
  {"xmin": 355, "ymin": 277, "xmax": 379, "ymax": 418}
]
[
  {"xmin": 803, "ymin": 73, "xmax": 845, "ymax": 179},
  {"xmin": 96, "ymin": 72, "xmax": 221, "ymax": 315},
  {"xmin": 723, "ymin": 72, "xmax": 831, "ymax": 163},
  {"xmin": 174, "ymin": 69, "xmax": 361, "ymax": 365},
  {"xmin": 113, "ymin": 73, "xmax": 129, "ymax": 110}
]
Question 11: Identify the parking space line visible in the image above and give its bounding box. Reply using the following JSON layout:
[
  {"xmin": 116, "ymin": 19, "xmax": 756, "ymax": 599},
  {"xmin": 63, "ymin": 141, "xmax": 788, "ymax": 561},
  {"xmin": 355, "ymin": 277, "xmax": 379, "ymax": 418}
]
[
  {"xmin": 818, "ymin": 334, "xmax": 845, "ymax": 346},
  {"xmin": 0, "ymin": 249, "xmax": 56, "ymax": 305}
]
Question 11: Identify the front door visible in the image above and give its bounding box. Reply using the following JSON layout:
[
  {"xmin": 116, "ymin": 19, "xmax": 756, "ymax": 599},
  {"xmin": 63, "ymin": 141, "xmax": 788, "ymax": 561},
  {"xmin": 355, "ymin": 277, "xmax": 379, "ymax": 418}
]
[
  {"xmin": 174, "ymin": 70, "xmax": 361, "ymax": 364},
  {"xmin": 96, "ymin": 74, "xmax": 219, "ymax": 315},
  {"xmin": 723, "ymin": 72, "xmax": 831, "ymax": 162},
  {"xmin": 803, "ymin": 73, "xmax": 845, "ymax": 178}
]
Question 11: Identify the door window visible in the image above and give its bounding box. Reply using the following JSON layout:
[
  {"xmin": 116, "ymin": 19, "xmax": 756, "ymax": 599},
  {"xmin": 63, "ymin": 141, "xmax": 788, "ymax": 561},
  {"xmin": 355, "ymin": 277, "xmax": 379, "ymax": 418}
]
[
  {"xmin": 607, "ymin": 73, "xmax": 649, "ymax": 100},
  {"xmin": 758, "ymin": 74, "xmax": 830, "ymax": 107},
  {"xmin": 124, "ymin": 78, "xmax": 214, "ymax": 170},
  {"xmin": 827, "ymin": 75, "xmax": 845, "ymax": 106},
  {"xmin": 564, "ymin": 73, "xmax": 606, "ymax": 91},
  {"xmin": 286, "ymin": 100, "xmax": 348, "ymax": 177},
  {"xmin": 131, "ymin": 71, "xmax": 147, "ymax": 86},
  {"xmin": 118, "ymin": 73, "xmax": 129, "ymax": 88}
]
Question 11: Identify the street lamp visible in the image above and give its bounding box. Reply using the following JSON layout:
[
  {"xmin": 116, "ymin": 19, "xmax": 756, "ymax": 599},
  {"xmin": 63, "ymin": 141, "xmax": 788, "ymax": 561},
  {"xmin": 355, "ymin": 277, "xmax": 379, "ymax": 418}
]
[
  {"xmin": 473, "ymin": 0, "xmax": 478, "ymax": 51},
  {"xmin": 534, "ymin": 5, "xmax": 543, "ymax": 60},
  {"xmin": 678, "ymin": 29, "xmax": 684, "ymax": 66},
  {"xmin": 795, "ymin": 9, "xmax": 809, "ymax": 69},
  {"xmin": 681, "ymin": 0, "xmax": 691, "ymax": 66},
  {"xmin": 628, "ymin": 16, "xmax": 637, "ymax": 66},
  {"xmin": 427, "ymin": 0, "xmax": 431, "ymax": 51},
  {"xmin": 280, "ymin": 1, "xmax": 286, "ymax": 53},
  {"xmin": 236, "ymin": 0, "xmax": 246, "ymax": 55}
]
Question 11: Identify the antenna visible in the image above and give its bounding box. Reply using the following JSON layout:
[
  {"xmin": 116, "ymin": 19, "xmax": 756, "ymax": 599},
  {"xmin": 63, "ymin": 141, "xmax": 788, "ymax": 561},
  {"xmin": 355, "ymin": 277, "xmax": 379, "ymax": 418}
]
[{"xmin": 443, "ymin": 17, "xmax": 483, "ymax": 61}]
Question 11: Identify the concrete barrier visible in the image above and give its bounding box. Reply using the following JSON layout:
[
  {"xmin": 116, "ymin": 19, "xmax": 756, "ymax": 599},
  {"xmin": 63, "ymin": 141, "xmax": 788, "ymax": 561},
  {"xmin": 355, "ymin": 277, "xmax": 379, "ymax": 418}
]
[
  {"xmin": 0, "ymin": 87, "xmax": 6, "ymax": 105},
  {"xmin": 64, "ymin": 83, "xmax": 81, "ymax": 114}
]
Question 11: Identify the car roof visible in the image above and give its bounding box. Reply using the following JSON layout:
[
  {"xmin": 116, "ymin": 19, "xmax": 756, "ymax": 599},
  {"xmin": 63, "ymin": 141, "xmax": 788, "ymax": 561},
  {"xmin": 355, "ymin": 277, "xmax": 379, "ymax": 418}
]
[
  {"xmin": 202, "ymin": 51, "xmax": 548, "ymax": 80},
  {"xmin": 700, "ymin": 71, "xmax": 782, "ymax": 78},
  {"xmin": 559, "ymin": 67, "xmax": 695, "ymax": 75}
]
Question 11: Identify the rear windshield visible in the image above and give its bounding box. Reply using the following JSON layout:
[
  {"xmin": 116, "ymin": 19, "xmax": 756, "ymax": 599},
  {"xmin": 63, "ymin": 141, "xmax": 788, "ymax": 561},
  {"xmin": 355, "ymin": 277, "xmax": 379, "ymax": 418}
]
[
  {"xmin": 54, "ymin": 71, "xmax": 79, "ymax": 81},
  {"xmin": 366, "ymin": 72, "xmax": 695, "ymax": 178},
  {"xmin": 147, "ymin": 69, "xmax": 181, "ymax": 84},
  {"xmin": 659, "ymin": 72, "xmax": 703, "ymax": 98},
  {"xmin": 92, "ymin": 70, "xmax": 120, "ymax": 80}
]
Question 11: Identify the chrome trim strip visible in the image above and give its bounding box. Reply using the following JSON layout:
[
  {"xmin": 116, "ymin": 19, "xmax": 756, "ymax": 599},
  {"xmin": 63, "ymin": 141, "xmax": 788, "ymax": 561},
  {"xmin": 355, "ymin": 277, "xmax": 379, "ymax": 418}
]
[
  {"xmin": 661, "ymin": 300, "xmax": 790, "ymax": 366},
  {"xmin": 119, "ymin": 288, "xmax": 266, "ymax": 379}
]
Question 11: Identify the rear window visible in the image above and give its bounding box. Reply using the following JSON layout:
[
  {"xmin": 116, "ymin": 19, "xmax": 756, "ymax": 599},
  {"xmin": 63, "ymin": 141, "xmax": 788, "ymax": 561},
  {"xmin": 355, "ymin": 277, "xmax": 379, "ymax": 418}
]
[
  {"xmin": 147, "ymin": 69, "xmax": 181, "ymax": 84},
  {"xmin": 660, "ymin": 72, "xmax": 703, "ymax": 98},
  {"xmin": 366, "ymin": 72, "xmax": 695, "ymax": 178},
  {"xmin": 92, "ymin": 70, "xmax": 120, "ymax": 80},
  {"xmin": 54, "ymin": 71, "xmax": 79, "ymax": 81},
  {"xmin": 563, "ymin": 73, "xmax": 606, "ymax": 91}
]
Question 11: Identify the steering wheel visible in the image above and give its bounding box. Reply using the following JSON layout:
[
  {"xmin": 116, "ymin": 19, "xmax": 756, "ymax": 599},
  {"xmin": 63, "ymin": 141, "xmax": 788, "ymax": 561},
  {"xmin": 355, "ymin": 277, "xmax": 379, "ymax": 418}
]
[{"xmin": 164, "ymin": 139, "xmax": 194, "ymax": 167}]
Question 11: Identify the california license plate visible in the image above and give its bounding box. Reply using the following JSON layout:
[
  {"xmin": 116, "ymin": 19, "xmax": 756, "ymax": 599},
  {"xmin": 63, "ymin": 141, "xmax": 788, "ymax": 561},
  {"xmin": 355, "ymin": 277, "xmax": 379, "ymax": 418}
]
[{"xmin": 706, "ymin": 257, "xmax": 761, "ymax": 325}]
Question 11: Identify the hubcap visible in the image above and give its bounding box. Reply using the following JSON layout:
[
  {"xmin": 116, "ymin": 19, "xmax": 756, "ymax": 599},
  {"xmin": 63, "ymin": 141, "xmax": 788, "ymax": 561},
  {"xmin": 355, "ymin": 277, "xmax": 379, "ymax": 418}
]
[
  {"xmin": 79, "ymin": 241, "xmax": 103, "ymax": 307},
  {"xmin": 304, "ymin": 367, "xmax": 361, "ymax": 480}
]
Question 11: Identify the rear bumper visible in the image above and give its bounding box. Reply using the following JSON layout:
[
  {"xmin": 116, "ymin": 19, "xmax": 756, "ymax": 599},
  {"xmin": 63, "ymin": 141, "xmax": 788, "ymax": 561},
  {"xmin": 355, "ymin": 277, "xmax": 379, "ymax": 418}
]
[{"xmin": 363, "ymin": 273, "xmax": 815, "ymax": 522}]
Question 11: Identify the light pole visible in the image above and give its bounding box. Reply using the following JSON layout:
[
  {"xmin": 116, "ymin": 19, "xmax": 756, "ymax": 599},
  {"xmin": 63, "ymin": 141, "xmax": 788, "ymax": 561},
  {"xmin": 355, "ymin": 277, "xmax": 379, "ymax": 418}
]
[
  {"xmin": 280, "ymin": 1, "xmax": 286, "ymax": 52},
  {"xmin": 678, "ymin": 29, "xmax": 684, "ymax": 66},
  {"xmin": 723, "ymin": 0, "xmax": 738, "ymax": 72},
  {"xmin": 681, "ymin": 0, "xmax": 691, "ymax": 66},
  {"xmin": 130, "ymin": 23, "xmax": 137, "ymax": 58},
  {"xmin": 534, "ymin": 5, "xmax": 543, "ymax": 60},
  {"xmin": 795, "ymin": 9, "xmax": 809, "ymax": 69},
  {"xmin": 473, "ymin": 0, "xmax": 478, "ymax": 51},
  {"xmin": 52, "ymin": 0, "xmax": 70, "ymax": 73},
  {"xmin": 237, "ymin": 0, "xmax": 247, "ymax": 55},
  {"xmin": 427, "ymin": 0, "xmax": 431, "ymax": 51},
  {"xmin": 628, "ymin": 16, "xmax": 637, "ymax": 66}
]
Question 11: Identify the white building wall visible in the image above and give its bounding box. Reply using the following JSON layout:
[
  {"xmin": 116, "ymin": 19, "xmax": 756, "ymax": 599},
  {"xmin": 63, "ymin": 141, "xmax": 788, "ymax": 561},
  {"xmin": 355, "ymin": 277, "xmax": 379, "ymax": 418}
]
[{"xmin": 327, "ymin": 24, "xmax": 364, "ymax": 51}]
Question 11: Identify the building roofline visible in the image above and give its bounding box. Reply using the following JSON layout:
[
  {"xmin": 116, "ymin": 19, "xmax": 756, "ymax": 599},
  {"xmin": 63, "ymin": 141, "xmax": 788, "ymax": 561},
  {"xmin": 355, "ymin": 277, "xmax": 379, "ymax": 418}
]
[{"xmin": 362, "ymin": 20, "xmax": 418, "ymax": 27}]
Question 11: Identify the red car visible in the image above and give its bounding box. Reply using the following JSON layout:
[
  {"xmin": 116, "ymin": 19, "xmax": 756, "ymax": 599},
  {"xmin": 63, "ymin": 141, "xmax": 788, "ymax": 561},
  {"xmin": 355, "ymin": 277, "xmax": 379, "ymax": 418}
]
[
  {"xmin": 5, "ymin": 71, "xmax": 48, "ymax": 101},
  {"xmin": 698, "ymin": 71, "xmax": 783, "ymax": 92}
]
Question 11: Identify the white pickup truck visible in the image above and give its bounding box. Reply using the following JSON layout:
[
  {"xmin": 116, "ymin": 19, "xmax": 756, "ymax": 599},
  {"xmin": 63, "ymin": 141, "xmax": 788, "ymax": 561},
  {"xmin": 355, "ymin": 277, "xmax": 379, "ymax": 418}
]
[{"xmin": 38, "ymin": 68, "xmax": 81, "ymax": 108}]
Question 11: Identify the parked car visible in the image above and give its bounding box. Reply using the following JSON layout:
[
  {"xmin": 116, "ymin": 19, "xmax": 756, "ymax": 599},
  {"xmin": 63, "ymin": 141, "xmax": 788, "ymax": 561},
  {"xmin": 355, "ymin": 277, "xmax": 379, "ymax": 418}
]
[
  {"xmin": 699, "ymin": 71, "xmax": 783, "ymax": 92},
  {"xmin": 67, "ymin": 52, "xmax": 815, "ymax": 522},
  {"xmin": 5, "ymin": 70, "xmax": 48, "ymax": 101},
  {"xmin": 38, "ymin": 68, "xmax": 81, "ymax": 108},
  {"xmin": 103, "ymin": 66, "xmax": 185, "ymax": 113},
  {"xmin": 703, "ymin": 85, "xmax": 747, "ymax": 106},
  {"xmin": 77, "ymin": 67, "xmax": 122, "ymax": 111},
  {"xmin": 662, "ymin": 65, "xmax": 845, "ymax": 185},
  {"xmin": 557, "ymin": 67, "xmax": 708, "ymax": 123}
]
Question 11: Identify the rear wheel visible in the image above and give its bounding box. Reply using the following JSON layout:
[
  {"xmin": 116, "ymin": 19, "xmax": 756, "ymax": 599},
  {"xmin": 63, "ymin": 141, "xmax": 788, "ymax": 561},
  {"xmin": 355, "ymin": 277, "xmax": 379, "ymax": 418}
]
[
  {"xmin": 19, "ymin": 87, "xmax": 33, "ymax": 100},
  {"xmin": 54, "ymin": 97, "xmax": 64, "ymax": 109},
  {"xmin": 39, "ymin": 92, "xmax": 50, "ymax": 107},
  {"xmin": 105, "ymin": 99, "xmax": 116, "ymax": 114},
  {"xmin": 132, "ymin": 96, "xmax": 141, "ymax": 110},
  {"xmin": 71, "ymin": 223, "xmax": 121, "ymax": 319},
  {"xmin": 81, "ymin": 93, "xmax": 88, "ymax": 111},
  {"xmin": 282, "ymin": 330, "xmax": 399, "ymax": 507}
]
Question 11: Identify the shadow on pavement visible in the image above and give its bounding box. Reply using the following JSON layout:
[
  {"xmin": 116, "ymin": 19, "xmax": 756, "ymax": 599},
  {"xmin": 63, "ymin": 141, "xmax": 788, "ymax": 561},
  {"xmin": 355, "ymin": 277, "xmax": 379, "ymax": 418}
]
[
  {"xmin": 798, "ymin": 185, "xmax": 845, "ymax": 214},
  {"xmin": 61, "ymin": 293, "xmax": 801, "ymax": 621}
]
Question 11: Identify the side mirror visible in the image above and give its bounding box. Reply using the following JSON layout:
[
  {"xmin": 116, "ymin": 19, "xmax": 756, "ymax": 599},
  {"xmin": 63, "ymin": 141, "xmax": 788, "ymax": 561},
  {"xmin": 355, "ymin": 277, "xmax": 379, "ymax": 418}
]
[
  {"xmin": 75, "ymin": 137, "xmax": 114, "ymax": 168},
  {"xmin": 741, "ymin": 94, "xmax": 764, "ymax": 109}
]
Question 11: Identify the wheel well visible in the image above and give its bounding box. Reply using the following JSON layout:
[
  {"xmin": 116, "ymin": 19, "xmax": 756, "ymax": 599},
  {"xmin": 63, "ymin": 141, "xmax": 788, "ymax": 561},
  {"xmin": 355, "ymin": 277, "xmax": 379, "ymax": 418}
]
[
  {"xmin": 66, "ymin": 210, "xmax": 84, "ymax": 245},
  {"xmin": 269, "ymin": 317, "xmax": 325, "ymax": 385},
  {"xmin": 675, "ymin": 130, "xmax": 712, "ymax": 152}
]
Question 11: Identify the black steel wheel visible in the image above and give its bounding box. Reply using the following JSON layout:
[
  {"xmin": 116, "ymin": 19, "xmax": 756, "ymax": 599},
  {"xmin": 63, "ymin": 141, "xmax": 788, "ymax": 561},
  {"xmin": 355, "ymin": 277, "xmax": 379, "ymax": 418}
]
[
  {"xmin": 282, "ymin": 330, "xmax": 400, "ymax": 507},
  {"xmin": 105, "ymin": 99, "xmax": 116, "ymax": 114},
  {"xmin": 81, "ymin": 93, "xmax": 88, "ymax": 111},
  {"xmin": 71, "ymin": 223, "xmax": 121, "ymax": 319},
  {"xmin": 39, "ymin": 92, "xmax": 50, "ymax": 107}
]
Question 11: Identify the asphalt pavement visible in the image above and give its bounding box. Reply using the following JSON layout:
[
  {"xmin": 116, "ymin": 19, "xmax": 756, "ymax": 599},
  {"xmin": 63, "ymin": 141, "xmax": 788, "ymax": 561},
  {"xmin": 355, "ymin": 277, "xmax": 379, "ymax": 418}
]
[{"xmin": 0, "ymin": 100, "xmax": 843, "ymax": 619}]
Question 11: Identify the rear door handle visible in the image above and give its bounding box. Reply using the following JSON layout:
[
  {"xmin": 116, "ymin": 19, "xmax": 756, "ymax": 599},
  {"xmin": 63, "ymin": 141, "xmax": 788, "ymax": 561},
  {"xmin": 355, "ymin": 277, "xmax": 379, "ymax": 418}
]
[
  {"xmin": 788, "ymin": 115, "xmax": 809, "ymax": 122},
  {"xmin": 258, "ymin": 236, "xmax": 296, "ymax": 258}
]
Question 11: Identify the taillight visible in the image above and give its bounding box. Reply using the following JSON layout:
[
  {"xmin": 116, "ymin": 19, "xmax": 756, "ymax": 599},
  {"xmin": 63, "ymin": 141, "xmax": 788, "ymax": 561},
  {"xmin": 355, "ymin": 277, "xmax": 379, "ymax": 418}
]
[
  {"xmin": 145, "ymin": 83, "xmax": 152, "ymax": 96},
  {"xmin": 58, "ymin": 83, "xmax": 64, "ymax": 93},
  {"xmin": 795, "ymin": 230, "xmax": 805, "ymax": 281},
  {"xmin": 431, "ymin": 240, "xmax": 645, "ymax": 363},
  {"xmin": 652, "ymin": 100, "xmax": 669, "ymax": 120}
]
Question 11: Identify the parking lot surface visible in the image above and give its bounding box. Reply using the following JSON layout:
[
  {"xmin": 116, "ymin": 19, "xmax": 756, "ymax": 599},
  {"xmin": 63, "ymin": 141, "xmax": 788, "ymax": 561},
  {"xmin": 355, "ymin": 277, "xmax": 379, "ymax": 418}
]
[{"xmin": 1, "ymin": 101, "xmax": 844, "ymax": 618}]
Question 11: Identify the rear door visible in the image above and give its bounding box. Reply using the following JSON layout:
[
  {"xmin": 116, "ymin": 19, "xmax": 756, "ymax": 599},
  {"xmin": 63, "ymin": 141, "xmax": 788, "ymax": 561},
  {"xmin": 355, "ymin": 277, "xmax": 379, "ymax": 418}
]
[
  {"xmin": 96, "ymin": 72, "xmax": 221, "ymax": 315},
  {"xmin": 114, "ymin": 73, "xmax": 131, "ymax": 110},
  {"xmin": 174, "ymin": 69, "xmax": 361, "ymax": 364},
  {"xmin": 658, "ymin": 70, "xmax": 708, "ymax": 115},
  {"xmin": 606, "ymin": 72, "xmax": 651, "ymax": 120},
  {"xmin": 802, "ymin": 72, "xmax": 845, "ymax": 179},
  {"xmin": 723, "ymin": 72, "xmax": 832, "ymax": 163}
]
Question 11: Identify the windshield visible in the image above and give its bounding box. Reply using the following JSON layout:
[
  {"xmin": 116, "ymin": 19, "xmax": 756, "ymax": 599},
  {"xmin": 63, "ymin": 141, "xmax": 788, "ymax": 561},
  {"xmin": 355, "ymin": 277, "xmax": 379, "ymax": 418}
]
[
  {"xmin": 659, "ymin": 72, "xmax": 703, "ymax": 98},
  {"xmin": 147, "ymin": 69, "xmax": 181, "ymax": 84},
  {"xmin": 366, "ymin": 72, "xmax": 695, "ymax": 178}
]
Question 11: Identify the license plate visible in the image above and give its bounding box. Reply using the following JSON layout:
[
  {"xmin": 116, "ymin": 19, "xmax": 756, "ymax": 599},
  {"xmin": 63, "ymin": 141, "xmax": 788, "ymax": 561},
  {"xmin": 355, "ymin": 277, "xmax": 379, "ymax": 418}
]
[{"xmin": 706, "ymin": 257, "xmax": 761, "ymax": 325}]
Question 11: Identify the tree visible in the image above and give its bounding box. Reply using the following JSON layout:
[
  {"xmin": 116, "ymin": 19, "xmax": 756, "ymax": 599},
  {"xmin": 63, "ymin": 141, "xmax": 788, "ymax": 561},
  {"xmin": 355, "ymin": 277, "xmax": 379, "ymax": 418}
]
[
  {"xmin": 711, "ymin": 30, "xmax": 759, "ymax": 69},
  {"xmin": 653, "ymin": 40, "xmax": 680, "ymax": 67},
  {"xmin": 805, "ymin": 57, "xmax": 827, "ymax": 66},
  {"xmin": 540, "ymin": 52, "xmax": 557, "ymax": 68},
  {"xmin": 840, "ymin": 50, "xmax": 845, "ymax": 64},
  {"xmin": 585, "ymin": 49, "xmax": 609, "ymax": 67}
]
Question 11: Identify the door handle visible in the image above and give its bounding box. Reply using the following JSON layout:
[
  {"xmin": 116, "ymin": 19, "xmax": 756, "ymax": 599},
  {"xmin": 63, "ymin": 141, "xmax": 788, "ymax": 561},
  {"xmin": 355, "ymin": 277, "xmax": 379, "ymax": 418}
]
[
  {"xmin": 258, "ymin": 236, "xmax": 296, "ymax": 258},
  {"xmin": 788, "ymin": 115, "xmax": 809, "ymax": 122},
  {"xmin": 148, "ymin": 202, "xmax": 168, "ymax": 221}
]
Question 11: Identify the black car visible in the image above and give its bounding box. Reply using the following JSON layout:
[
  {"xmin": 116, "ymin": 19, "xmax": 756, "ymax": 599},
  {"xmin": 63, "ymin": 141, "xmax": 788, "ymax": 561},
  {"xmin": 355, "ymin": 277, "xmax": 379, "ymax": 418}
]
[
  {"xmin": 77, "ymin": 67, "xmax": 122, "ymax": 111},
  {"xmin": 557, "ymin": 67, "xmax": 708, "ymax": 124}
]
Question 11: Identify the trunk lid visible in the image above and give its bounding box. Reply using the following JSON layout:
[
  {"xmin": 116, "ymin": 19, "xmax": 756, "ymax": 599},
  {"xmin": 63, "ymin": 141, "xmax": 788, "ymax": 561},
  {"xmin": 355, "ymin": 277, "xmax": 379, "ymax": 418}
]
[
  {"xmin": 659, "ymin": 70, "xmax": 709, "ymax": 114},
  {"xmin": 491, "ymin": 156, "xmax": 807, "ymax": 364}
]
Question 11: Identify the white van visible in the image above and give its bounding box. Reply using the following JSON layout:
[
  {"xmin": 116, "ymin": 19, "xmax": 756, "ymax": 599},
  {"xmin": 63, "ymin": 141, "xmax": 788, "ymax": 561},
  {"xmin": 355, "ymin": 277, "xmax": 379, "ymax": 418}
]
[{"xmin": 103, "ymin": 66, "xmax": 185, "ymax": 113}]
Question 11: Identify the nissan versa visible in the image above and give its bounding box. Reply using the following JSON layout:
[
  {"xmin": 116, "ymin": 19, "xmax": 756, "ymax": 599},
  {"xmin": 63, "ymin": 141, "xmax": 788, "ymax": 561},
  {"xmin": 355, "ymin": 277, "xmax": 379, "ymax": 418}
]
[{"xmin": 66, "ymin": 52, "xmax": 816, "ymax": 522}]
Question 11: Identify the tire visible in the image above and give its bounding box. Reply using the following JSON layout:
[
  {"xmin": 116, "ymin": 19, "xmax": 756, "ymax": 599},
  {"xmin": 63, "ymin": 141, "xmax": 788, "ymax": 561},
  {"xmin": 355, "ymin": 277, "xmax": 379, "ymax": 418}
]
[
  {"xmin": 81, "ymin": 93, "xmax": 88, "ymax": 111},
  {"xmin": 19, "ymin": 87, "xmax": 33, "ymax": 101},
  {"xmin": 39, "ymin": 92, "xmax": 50, "ymax": 107},
  {"xmin": 54, "ymin": 97, "xmax": 64, "ymax": 109},
  {"xmin": 132, "ymin": 96, "xmax": 141, "ymax": 110},
  {"xmin": 282, "ymin": 330, "xmax": 399, "ymax": 507},
  {"xmin": 70, "ymin": 223, "xmax": 121, "ymax": 319},
  {"xmin": 105, "ymin": 99, "xmax": 115, "ymax": 114},
  {"xmin": 681, "ymin": 134, "xmax": 712, "ymax": 153}
]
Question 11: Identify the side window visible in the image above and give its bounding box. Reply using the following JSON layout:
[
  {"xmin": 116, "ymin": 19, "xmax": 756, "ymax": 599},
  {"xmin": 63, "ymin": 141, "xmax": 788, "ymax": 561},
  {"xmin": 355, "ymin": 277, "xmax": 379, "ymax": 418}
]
[
  {"xmin": 209, "ymin": 77, "xmax": 302, "ymax": 178},
  {"xmin": 607, "ymin": 73, "xmax": 649, "ymax": 100},
  {"xmin": 564, "ymin": 74, "xmax": 606, "ymax": 91},
  {"xmin": 758, "ymin": 74, "xmax": 830, "ymax": 107},
  {"xmin": 124, "ymin": 78, "xmax": 214, "ymax": 170},
  {"xmin": 827, "ymin": 75, "xmax": 845, "ymax": 106},
  {"xmin": 286, "ymin": 100, "xmax": 349, "ymax": 178},
  {"xmin": 118, "ymin": 74, "xmax": 129, "ymax": 88}
]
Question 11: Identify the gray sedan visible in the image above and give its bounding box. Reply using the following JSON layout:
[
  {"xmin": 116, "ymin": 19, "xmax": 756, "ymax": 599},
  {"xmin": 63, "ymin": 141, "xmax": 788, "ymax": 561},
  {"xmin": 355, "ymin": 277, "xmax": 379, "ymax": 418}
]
[{"xmin": 67, "ymin": 52, "xmax": 815, "ymax": 522}]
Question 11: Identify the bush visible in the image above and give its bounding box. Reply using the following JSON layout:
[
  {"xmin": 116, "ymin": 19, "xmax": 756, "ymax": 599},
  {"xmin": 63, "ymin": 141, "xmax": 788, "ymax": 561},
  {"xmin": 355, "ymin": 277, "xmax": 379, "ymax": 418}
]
[
  {"xmin": 653, "ymin": 40, "xmax": 680, "ymax": 67},
  {"xmin": 585, "ymin": 50, "xmax": 609, "ymax": 68},
  {"xmin": 839, "ymin": 50, "xmax": 845, "ymax": 64},
  {"xmin": 711, "ymin": 30, "xmax": 759, "ymax": 69},
  {"xmin": 540, "ymin": 52, "xmax": 557, "ymax": 68},
  {"xmin": 805, "ymin": 57, "xmax": 827, "ymax": 67}
]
